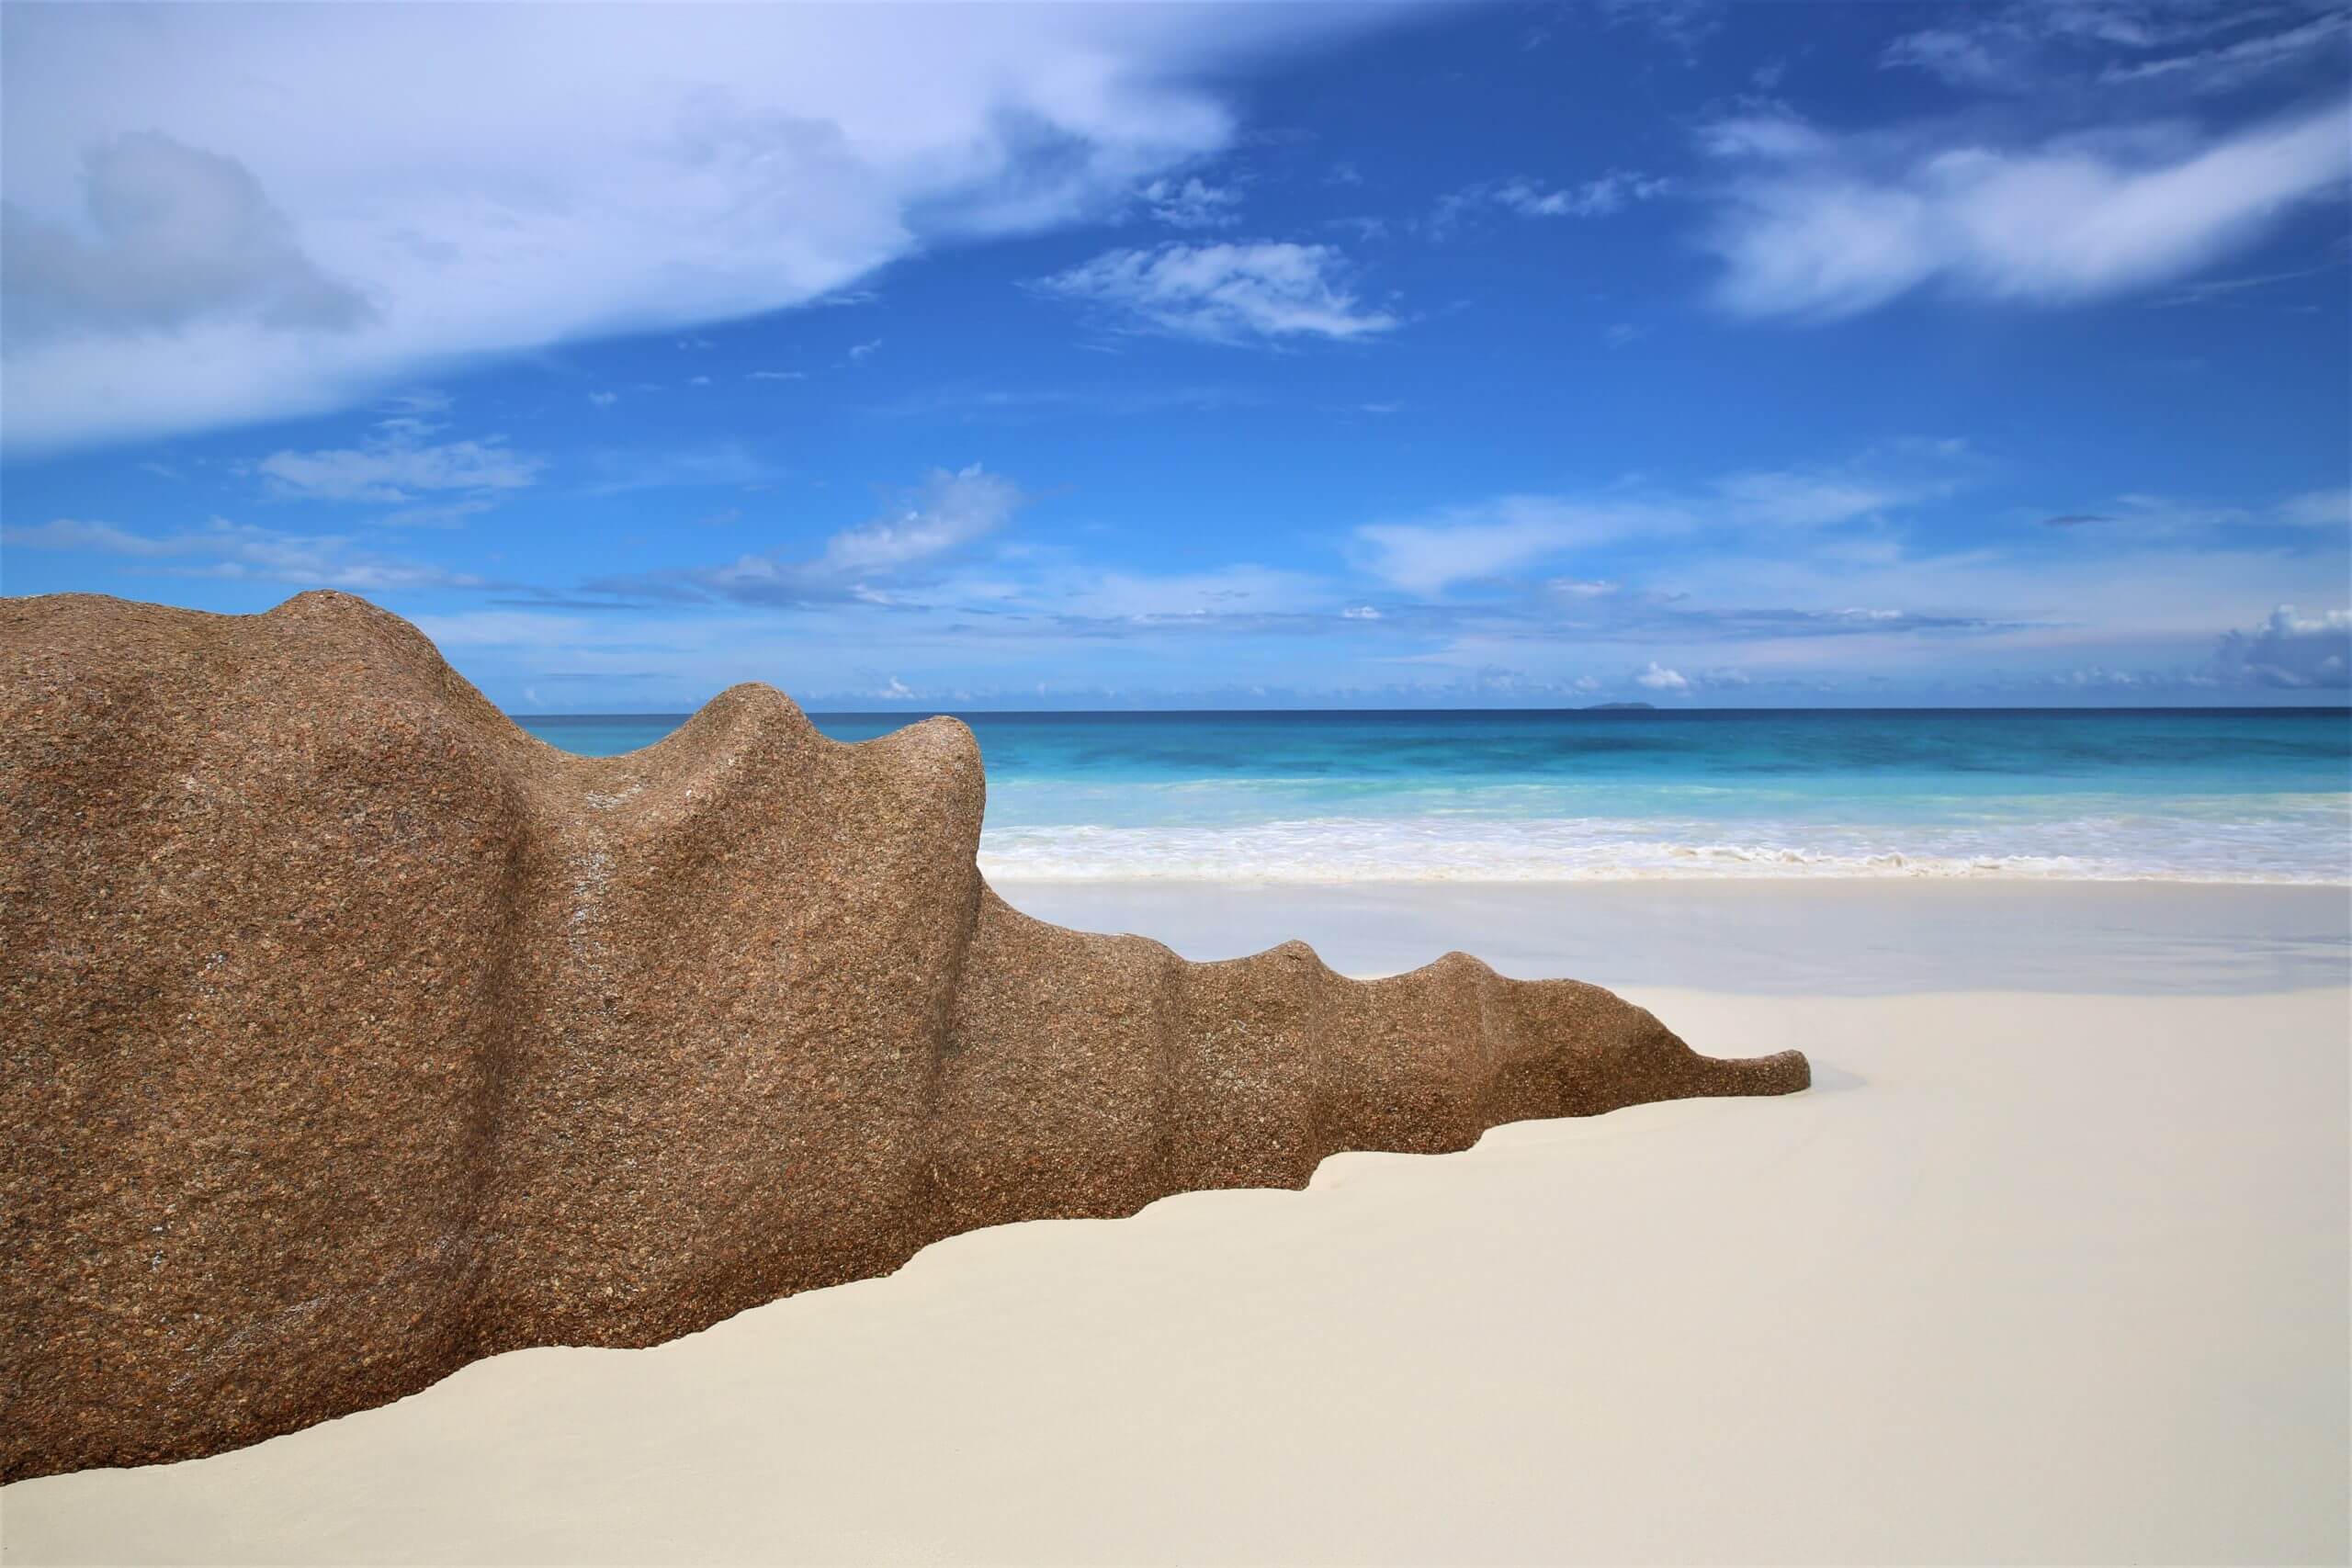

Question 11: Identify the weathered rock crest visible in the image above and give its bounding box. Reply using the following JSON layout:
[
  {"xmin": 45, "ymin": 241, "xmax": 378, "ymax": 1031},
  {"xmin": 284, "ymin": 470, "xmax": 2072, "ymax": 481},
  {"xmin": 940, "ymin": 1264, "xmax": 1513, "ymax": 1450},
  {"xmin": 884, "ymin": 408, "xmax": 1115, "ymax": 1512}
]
[{"xmin": 1, "ymin": 592, "xmax": 1806, "ymax": 1479}]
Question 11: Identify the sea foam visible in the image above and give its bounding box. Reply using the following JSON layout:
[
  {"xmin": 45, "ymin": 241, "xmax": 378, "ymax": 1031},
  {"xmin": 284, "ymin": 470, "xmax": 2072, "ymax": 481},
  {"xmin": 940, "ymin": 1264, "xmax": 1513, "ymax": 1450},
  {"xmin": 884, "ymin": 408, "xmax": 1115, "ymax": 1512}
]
[{"xmin": 978, "ymin": 811, "xmax": 2351, "ymax": 884}]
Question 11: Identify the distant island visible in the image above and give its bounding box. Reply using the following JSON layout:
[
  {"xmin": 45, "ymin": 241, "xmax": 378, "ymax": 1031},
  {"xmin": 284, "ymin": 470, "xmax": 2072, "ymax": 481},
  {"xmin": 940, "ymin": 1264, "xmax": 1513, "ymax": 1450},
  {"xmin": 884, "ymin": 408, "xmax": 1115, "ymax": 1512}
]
[{"xmin": 1581, "ymin": 702, "xmax": 1657, "ymax": 711}]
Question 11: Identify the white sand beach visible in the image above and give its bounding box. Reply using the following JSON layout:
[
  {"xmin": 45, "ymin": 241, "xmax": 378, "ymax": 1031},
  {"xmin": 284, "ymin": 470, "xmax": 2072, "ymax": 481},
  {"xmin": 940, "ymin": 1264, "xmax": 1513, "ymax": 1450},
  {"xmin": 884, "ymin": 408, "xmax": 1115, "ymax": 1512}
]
[{"xmin": 6, "ymin": 884, "xmax": 2346, "ymax": 1566}]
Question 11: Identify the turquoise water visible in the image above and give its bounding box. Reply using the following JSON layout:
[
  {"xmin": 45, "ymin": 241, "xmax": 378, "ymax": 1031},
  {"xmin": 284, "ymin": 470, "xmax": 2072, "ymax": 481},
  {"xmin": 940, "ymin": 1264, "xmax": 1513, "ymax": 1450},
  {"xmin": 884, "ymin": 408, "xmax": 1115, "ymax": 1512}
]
[{"xmin": 518, "ymin": 709, "xmax": 2352, "ymax": 884}]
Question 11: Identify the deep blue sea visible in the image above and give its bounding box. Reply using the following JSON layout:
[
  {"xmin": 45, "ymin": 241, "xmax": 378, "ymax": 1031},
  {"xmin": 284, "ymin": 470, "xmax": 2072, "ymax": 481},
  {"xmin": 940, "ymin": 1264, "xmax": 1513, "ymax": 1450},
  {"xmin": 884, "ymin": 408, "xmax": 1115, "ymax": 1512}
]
[{"xmin": 518, "ymin": 709, "xmax": 2352, "ymax": 885}]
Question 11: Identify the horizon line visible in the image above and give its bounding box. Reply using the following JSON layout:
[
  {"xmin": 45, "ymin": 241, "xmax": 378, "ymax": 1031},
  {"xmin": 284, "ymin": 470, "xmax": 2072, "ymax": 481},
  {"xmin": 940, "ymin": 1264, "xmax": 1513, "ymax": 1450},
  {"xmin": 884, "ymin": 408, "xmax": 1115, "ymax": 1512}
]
[{"xmin": 509, "ymin": 703, "xmax": 2352, "ymax": 718}]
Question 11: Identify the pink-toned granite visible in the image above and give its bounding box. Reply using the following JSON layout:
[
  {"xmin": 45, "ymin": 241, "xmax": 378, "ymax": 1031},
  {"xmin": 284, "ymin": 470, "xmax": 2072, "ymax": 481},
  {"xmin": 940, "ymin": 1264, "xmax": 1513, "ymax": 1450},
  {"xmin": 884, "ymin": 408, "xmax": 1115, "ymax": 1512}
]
[{"xmin": 0, "ymin": 591, "xmax": 1807, "ymax": 1480}]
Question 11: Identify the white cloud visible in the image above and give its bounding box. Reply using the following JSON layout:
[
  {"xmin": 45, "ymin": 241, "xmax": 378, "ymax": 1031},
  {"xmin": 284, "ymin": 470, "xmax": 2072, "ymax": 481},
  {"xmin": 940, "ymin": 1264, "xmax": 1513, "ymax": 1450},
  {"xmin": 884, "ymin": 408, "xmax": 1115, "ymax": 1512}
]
[
  {"xmin": 2038, "ymin": 488, "xmax": 2351, "ymax": 535},
  {"xmin": 600, "ymin": 464, "xmax": 1023, "ymax": 606},
  {"xmin": 579, "ymin": 444, "xmax": 783, "ymax": 496},
  {"xmin": 820, "ymin": 465, "xmax": 1022, "ymax": 575},
  {"xmin": 1353, "ymin": 441, "xmax": 1973, "ymax": 594},
  {"xmin": 747, "ymin": 369, "xmax": 806, "ymax": 381},
  {"xmin": 2280, "ymin": 487, "xmax": 2352, "ymax": 528},
  {"xmin": 255, "ymin": 426, "xmax": 544, "ymax": 503},
  {"xmin": 1880, "ymin": 27, "xmax": 2030, "ymax": 91},
  {"xmin": 1443, "ymin": 171, "xmax": 1670, "ymax": 227},
  {"xmin": 848, "ymin": 340, "xmax": 882, "ymax": 363},
  {"xmin": 1713, "ymin": 467, "xmax": 1930, "ymax": 525},
  {"xmin": 1354, "ymin": 496, "xmax": 1689, "ymax": 594},
  {"xmin": 1044, "ymin": 563, "xmax": 1327, "ymax": 622},
  {"xmin": 2, "ymin": 132, "xmax": 372, "ymax": 339},
  {"xmin": 1028, "ymin": 242, "xmax": 1398, "ymax": 344},
  {"xmin": 1700, "ymin": 100, "xmax": 2352, "ymax": 318},
  {"xmin": 379, "ymin": 498, "xmax": 496, "ymax": 530},
  {"xmin": 1139, "ymin": 175, "xmax": 1240, "ymax": 229},
  {"xmin": 1635, "ymin": 661, "xmax": 1690, "ymax": 691},
  {"xmin": 2210, "ymin": 604, "xmax": 2352, "ymax": 688},
  {"xmin": 1881, "ymin": 6, "xmax": 2348, "ymax": 96},
  {"xmin": 1, "ymin": 515, "xmax": 493, "ymax": 591},
  {"xmin": 2102, "ymin": 13, "xmax": 2350, "ymax": 92},
  {"xmin": 0, "ymin": 5, "xmax": 1408, "ymax": 452},
  {"xmin": 587, "ymin": 390, "xmax": 619, "ymax": 408}
]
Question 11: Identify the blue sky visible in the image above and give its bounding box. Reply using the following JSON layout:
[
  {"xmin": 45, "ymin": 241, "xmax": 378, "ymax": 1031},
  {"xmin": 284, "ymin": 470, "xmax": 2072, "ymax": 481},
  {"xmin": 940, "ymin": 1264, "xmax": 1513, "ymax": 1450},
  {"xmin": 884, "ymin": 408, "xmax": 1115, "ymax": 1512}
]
[{"xmin": 3, "ymin": 1, "xmax": 2347, "ymax": 709}]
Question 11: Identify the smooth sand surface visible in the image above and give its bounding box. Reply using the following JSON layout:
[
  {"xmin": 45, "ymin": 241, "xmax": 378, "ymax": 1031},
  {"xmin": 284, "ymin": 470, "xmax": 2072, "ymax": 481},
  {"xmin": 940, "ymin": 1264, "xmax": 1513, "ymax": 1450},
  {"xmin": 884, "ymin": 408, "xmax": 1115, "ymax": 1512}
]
[{"xmin": 7, "ymin": 981, "xmax": 2345, "ymax": 1565}]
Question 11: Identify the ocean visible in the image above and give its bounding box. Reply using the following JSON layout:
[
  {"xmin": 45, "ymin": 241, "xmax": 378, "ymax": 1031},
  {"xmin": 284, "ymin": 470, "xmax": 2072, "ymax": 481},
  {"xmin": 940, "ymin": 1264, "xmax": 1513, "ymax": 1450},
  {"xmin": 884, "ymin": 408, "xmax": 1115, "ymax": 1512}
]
[{"xmin": 518, "ymin": 708, "xmax": 2352, "ymax": 886}]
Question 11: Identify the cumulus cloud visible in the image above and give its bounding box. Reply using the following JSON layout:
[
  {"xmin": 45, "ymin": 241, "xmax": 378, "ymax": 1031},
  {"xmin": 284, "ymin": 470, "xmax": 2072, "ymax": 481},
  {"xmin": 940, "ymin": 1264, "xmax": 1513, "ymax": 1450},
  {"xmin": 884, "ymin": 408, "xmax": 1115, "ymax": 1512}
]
[
  {"xmin": 1028, "ymin": 242, "xmax": 1398, "ymax": 344},
  {"xmin": 0, "ymin": 5, "xmax": 1408, "ymax": 452},
  {"xmin": 2209, "ymin": 604, "xmax": 2352, "ymax": 688},
  {"xmin": 0, "ymin": 515, "xmax": 495, "ymax": 591},
  {"xmin": 1635, "ymin": 661, "xmax": 1690, "ymax": 691},
  {"xmin": 1698, "ymin": 99, "xmax": 2352, "ymax": 318}
]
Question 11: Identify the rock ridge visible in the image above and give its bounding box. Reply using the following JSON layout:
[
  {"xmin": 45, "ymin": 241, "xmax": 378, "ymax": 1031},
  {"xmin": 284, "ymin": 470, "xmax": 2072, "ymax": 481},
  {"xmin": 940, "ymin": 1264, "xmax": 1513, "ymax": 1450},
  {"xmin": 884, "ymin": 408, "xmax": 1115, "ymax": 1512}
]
[{"xmin": 1, "ymin": 591, "xmax": 1806, "ymax": 1480}]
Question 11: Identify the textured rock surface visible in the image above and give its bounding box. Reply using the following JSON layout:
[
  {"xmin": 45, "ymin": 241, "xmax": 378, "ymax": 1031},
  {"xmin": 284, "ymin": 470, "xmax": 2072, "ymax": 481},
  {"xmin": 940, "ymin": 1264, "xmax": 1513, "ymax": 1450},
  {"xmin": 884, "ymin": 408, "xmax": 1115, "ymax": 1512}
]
[{"xmin": 0, "ymin": 591, "xmax": 1808, "ymax": 1481}]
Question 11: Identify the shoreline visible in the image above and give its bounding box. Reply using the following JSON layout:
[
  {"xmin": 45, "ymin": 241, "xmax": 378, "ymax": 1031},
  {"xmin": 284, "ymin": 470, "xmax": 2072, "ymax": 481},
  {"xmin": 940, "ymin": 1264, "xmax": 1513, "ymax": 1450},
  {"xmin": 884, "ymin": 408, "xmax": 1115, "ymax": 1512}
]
[
  {"xmin": 993, "ymin": 876, "xmax": 2352, "ymax": 996},
  {"xmin": 8, "ymin": 985, "xmax": 2343, "ymax": 1565}
]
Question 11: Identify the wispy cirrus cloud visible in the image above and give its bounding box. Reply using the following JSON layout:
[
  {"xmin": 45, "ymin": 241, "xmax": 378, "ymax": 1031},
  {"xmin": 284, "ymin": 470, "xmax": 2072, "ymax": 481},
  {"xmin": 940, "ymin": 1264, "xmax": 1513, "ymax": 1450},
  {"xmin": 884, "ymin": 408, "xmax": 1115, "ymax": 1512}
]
[
  {"xmin": 255, "ymin": 424, "xmax": 545, "ymax": 505},
  {"xmin": 590, "ymin": 464, "xmax": 1022, "ymax": 606},
  {"xmin": 1352, "ymin": 441, "xmax": 1978, "ymax": 593},
  {"xmin": 576, "ymin": 443, "xmax": 784, "ymax": 497},
  {"xmin": 2279, "ymin": 486, "xmax": 2352, "ymax": 528},
  {"xmin": 1027, "ymin": 242, "xmax": 1399, "ymax": 344},
  {"xmin": 1137, "ymin": 175, "xmax": 1242, "ymax": 230},
  {"xmin": 1, "ymin": 515, "xmax": 498, "ymax": 591},
  {"xmin": 1881, "ymin": 4, "xmax": 2347, "ymax": 96},
  {"xmin": 1353, "ymin": 496, "xmax": 1690, "ymax": 595},
  {"xmin": 2029, "ymin": 487, "xmax": 2350, "ymax": 534},
  {"xmin": 1436, "ymin": 170, "xmax": 1671, "ymax": 231},
  {"xmin": 1697, "ymin": 98, "xmax": 2351, "ymax": 318}
]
